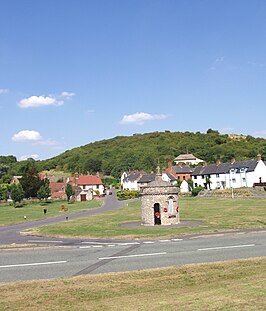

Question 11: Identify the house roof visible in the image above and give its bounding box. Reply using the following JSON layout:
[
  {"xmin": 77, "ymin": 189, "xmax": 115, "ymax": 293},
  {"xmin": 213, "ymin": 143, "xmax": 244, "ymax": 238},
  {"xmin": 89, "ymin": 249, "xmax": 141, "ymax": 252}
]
[
  {"xmin": 49, "ymin": 182, "xmax": 67, "ymax": 193},
  {"xmin": 76, "ymin": 175, "xmax": 102, "ymax": 185},
  {"xmin": 51, "ymin": 191, "xmax": 66, "ymax": 199},
  {"xmin": 174, "ymin": 153, "xmax": 198, "ymax": 161},
  {"xmin": 138, "ymin": 173, "xmax": 156, "ymax": 183},
  {"xmin": 165, "ymin": 172, "xmax": 177, "ymax": 181},
  {"xmin": 172, "ymin": 165, "xmax": 194, "ymax": 174},
  {"xmin": 123, "ymin": 171, "xmax": 143, "ymax": 183},
  {"xmin": 191, "ymin": 159, "xmax": 260, "ymax": 176}
]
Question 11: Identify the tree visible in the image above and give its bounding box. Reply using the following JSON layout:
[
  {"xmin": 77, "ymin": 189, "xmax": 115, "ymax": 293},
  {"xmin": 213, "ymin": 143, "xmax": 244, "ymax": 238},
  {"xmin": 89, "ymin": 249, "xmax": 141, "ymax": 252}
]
[
  {"xmin": 10, "ymin": 183, "xmax": 24, "ymax": 204},
  {"xmin": 37, "ymin": 181, "xmax": 51, "ymax": 201},
  {"xmin": 65, "ymin": 184, "xmax": 75, "ymax": 202},
  {"xmin": 20, "ymin": 165, "xmax": 43, "ymax": 198},
  {"xmin": 83, "ymin": 158, "xmax": 102, "ymax": 174}
]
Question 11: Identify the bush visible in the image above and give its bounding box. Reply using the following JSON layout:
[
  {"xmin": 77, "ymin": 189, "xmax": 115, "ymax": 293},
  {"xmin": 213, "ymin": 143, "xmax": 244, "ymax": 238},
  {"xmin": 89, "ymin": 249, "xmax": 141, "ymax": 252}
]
[
  {"xmin": 191, "ymin": 186, "xmax": 203, "ymax": 197},
  {"xmin": 116, "ymin": 190, "xmax": 141, "ymax": 200}
]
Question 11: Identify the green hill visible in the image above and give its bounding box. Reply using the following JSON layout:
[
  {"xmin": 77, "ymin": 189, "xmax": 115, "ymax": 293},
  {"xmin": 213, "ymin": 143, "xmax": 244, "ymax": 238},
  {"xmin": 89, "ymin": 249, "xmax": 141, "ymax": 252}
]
[{"xmin": 35, "ymin": 129, "xmax": 266, "ymax": 178}]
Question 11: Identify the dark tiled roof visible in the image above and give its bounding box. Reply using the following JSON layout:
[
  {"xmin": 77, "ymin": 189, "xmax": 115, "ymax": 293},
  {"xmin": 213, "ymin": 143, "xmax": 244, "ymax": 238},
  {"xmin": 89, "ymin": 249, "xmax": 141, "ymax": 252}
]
[
  {"xmin": 138, "ymin": 173, "xmax": 156, "ymax": 183},
  {"xmin": 124, "ymin": 171, "xmax": 142, "ymax": 182},
  {"xmin": 166, "ymin": 173, "xmax": 177, "ymax": 181},
  {"xmin": 172, "ymin": 165, "xmax": 194, "ymax": 174},
  {"xmin": 192, "ymin": 160, "xmax": 259, "ymax": 176}
]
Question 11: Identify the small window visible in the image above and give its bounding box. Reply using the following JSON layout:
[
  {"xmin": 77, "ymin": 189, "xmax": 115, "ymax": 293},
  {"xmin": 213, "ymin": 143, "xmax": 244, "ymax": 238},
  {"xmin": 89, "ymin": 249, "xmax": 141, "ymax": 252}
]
[
  {"xmin": 242, "ymin": 178, "xmax": 246, "ymax": 182},
  {"xmin": 195, "ymin": 183, "xmax": 198, "ymax": 187},
  {"xmin": 202, "ymin": 175, "xmax": 204, "ymax": 179},
  {"xmin": 183, "ymin": 176, "xmax": 186, "ymax": 180},
  {"xmin": 194, "ymin": 176, "xmax": 197, "ymax": 179},
  {"xmin": 232, "ymin": 178, "xmax": 236, "ymax": 183},
  {"xmin": 216, "ymin": 174, "xmax": 220, "ymax": 177},
  {"xmin": 83, "ymin": 185, "xmax": 86, "ymax": 189}
]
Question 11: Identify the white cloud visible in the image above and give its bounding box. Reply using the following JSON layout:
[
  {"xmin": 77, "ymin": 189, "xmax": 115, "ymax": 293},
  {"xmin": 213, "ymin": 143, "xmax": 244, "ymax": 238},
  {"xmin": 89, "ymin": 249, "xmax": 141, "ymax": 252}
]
[
  {"xmin": 215, "ymin": 56, "xmax": 225, "ymax": 63},
  {"xmin": 33, "ymin": 139, "xmax": 58, "ymax": 146},
  {"xmin": 0, "ymin": 88, "xmax": 9, "ymax": 94},
  {"xmin": 12, "ymin": 130, "xmax": 42, "ymax": 142},
  {"xmin": 253, "ymin": 130, "xmax": 266, "ymax": 138},
  {"xmin": 19, "ymin": 154, "xmax": 39, "ymax": 161},
  {"xmin": 219, "ymin": 127, "xmax": 234, "ymax": 134},
  {"xmin": 18, "ymin": 95, "xmax": 63, "ymax": 108},
  {"xmin": 61, "ymin": 91, "xmax": 75, "ymax": 98},
  {"xmin": 120, "ymin": 112, "xmax": 167, "ymax": 125}
]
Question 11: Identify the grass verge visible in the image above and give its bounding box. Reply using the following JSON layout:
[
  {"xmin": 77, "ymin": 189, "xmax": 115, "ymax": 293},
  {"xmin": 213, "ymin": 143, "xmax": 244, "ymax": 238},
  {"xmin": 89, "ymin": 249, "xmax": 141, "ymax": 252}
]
[
  {"xmin": 0, "ymin": 257, "xmax": 265, "ymax": 311},
  {"xmin": 0, "ymin": 199, "xmax": 102, "ymax": 226},
  {"xmin": 30, "ymin": 197, "xmax": 266, "ymax": 239}
]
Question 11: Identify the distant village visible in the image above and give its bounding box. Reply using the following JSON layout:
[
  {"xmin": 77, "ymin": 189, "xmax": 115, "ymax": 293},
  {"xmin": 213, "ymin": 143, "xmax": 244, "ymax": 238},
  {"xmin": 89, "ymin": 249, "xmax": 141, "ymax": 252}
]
[{"xmin": 10, "ymin": 153, "xmax": 266, "ymax": 202}]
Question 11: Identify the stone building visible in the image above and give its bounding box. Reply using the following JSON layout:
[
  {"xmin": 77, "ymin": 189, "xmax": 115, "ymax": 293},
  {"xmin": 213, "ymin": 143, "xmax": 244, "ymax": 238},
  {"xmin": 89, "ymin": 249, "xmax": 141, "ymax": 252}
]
[{"xmin": 140, "ymin": 172, "xmax": 179, "ymax": 226}]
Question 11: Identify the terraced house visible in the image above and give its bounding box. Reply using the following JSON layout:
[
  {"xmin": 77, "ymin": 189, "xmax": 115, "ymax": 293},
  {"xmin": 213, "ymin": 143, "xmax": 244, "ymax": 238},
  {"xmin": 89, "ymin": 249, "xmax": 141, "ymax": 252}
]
[{"xmin": 191, "ymin": 154, "xmax": 266, "ymax": 190}]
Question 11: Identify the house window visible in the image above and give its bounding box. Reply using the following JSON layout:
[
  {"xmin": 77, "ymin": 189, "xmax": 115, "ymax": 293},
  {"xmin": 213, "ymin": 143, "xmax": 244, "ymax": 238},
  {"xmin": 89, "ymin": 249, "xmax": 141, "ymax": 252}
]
[
  {"xmin": 194, "ymin": 176, "xmax": 197, "ymax": 179},
  {"xmin": 202, "ymin": 176, "xmax": 204, "ymax": 179},
  {"xmin": 183, "ymin": 176, "xmax": 186, "ymax": 180},
  {"xmin": 216, "ymin": 174, "xmax": 220, "ymax": 177},
  {"xmin": 242, "ymin": 178, "xmax": 246, "ymax": 182},
  {"xmin": 195, "ymin": 183, "xmax": 198, "ymax": 187},
  {"xmin": 96, "ymin": 185, "xmax": 99, "ymax": 189},
  {"xmin": 178, "ymin": 176, "xmax": 180, "ymax": 180},
  {"xmin": 83, "ymin": 185, "xmax": 86, "ymax": 189},
  {"xmin": 232, "ymin": 178, "xmax": 236, "ymax": 183}
]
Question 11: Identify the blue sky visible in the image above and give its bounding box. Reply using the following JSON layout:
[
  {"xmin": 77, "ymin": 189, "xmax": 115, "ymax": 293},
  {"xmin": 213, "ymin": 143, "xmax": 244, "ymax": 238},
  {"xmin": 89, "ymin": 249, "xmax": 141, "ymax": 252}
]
[{"xmin": 1, "ymin": 0, "xmax": 266, "ymax": 160}]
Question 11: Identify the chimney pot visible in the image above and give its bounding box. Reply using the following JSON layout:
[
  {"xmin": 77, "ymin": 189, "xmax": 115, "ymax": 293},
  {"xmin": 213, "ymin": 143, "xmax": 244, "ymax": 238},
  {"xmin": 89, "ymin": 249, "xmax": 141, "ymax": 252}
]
[{"xmin": 257, "ymin": 153, "xmax": 262, "ymax": 161}]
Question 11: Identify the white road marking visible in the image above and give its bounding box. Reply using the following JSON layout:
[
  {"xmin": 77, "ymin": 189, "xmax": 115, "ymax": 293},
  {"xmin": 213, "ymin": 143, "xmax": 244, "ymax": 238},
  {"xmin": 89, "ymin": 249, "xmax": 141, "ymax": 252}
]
[
  {"xmin": 81, "ymin": 241, "xmax": 110, "ymax": 245},
  {"xmin": 117, "ymin": 242, "xmax": 140, "ymax": 246},
  {"xmin": 79, "ymin": 246, "xmax": 91, "ymax": 249},
  {"xmin": 92, "ymin": 245, "xmax": 103, "ymax": 248},
  {"xmin": 99, "ymin": 252, "xmax": 167, "ymax": 260},
  {"xmin": 143, "ymin": 241, "xmax": 155, "ymax": 244},
  {"xmin": 108, "ymin": 245, "xmax": 116, "ymax": 247},
  {"xmin": 0, "ymin": 261, "xmax": 67, "ymax": 269},
  {"xmin": 198, "ymin": 244, "xmax": 255, "ymax": 251},
  {"xmin": 27, "ymin": 240, "xmax": 62, "ymax": 243},
  {"xmin": 159, "ymin": 240, "xmax": 171, "ymax": 242},
  {"xmin": 171, "ymin": 238, "xmax": 183, "ymax": 241}
]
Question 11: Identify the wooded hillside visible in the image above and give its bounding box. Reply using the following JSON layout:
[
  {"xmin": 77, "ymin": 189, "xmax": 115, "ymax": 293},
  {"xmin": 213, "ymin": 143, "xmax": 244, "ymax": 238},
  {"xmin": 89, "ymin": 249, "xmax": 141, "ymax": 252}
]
[{"xmin": 35, "ymin": 130, "xmax": 266, "ymax": 177}]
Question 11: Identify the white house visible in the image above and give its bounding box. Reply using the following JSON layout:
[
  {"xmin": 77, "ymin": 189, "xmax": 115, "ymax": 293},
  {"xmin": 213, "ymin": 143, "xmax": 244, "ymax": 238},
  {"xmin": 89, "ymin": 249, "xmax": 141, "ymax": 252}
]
[
  {"xmin": 68, "ymin": 175, "xmax": 104, "ymax": 196},
  {"xmin": 191, "ymin": 154, "xmax": 266, "ymax": 190},
  {"xmin": 121, "ymin": 171, "xmax": 143, "ymax": 190}
]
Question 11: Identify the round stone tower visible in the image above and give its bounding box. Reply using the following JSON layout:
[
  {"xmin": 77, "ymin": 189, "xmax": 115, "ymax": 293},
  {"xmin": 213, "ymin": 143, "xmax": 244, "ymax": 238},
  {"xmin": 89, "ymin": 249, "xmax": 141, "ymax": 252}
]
[{"xmin": 140, "ymin": 173, "xmax": 179, "ymax": 226}]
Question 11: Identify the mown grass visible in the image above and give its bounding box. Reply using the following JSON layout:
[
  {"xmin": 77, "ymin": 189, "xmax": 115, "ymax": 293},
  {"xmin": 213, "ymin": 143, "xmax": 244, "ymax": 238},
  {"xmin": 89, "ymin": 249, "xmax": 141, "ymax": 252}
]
[
  {"xmin": 30, "ymin": 197, "xmax": 266, "ymax": 239},
  {"xmin": 0, "ymin": 257, "xmax": 265, "ymax": 311},
  {"xmin": 0, "ymin": 200, "xmax": 102, "ymax": 226}
]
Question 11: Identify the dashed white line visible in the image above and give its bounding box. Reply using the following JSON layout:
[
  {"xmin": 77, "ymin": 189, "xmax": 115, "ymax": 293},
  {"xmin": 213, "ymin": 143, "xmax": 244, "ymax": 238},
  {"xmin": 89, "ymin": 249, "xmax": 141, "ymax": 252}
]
[
  {"xmin": 99, "ymin": 252, "xmax": 167, "ymax": 260},
  {"xmin": 143, "ymin": 241, "xmax": 155, "ymax": 244},
  {"xmin": 159, "ymin": 240, "xmax": 170, "ymax": 242},
  {"xmin": 171, "ymin": 238, "xmax": 183, "ymax": 241},
  {"xmin": 197, "ymin": 244, "xmax": 255, "ymax": 251},
  {"xmin": 0, "ymin": 261, "xmax": 67, "ymax": 269},
  {"xmin": 92, "ymin": 245, "xmax": 103, "ymax": 248}
]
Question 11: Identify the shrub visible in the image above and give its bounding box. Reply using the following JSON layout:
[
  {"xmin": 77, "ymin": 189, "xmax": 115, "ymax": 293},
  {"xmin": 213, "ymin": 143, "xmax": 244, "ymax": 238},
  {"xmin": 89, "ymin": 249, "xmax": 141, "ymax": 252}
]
[
  {"xmin": 116, "ymin": 190, "xmax": 141, "ymax": 200},
  {"xmin": 191, "ymin": 186, "xmax": 203, "ymax": 197}
]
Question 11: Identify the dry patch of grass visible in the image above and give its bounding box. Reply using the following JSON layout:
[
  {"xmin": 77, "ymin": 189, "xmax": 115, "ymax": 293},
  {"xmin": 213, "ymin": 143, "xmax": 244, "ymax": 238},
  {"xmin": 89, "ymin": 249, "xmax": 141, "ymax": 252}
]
[{"xmin": 0, "ymin": 257, "xmax": 265, "ymax": 311}]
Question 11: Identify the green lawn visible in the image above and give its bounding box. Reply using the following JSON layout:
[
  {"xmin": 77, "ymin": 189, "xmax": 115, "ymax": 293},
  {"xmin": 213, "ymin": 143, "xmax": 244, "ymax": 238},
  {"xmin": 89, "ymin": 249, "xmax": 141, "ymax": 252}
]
[
  {"xmin": 28, "ymin": 197, "xmax": 266, "ymax": 239},
  {"xmin": 0, "ymin": 257, "xmax": 265, "ymax": 311},
  {"xmin": 0, "ymin": 199, "xmax": 102, "ymax": 226}
]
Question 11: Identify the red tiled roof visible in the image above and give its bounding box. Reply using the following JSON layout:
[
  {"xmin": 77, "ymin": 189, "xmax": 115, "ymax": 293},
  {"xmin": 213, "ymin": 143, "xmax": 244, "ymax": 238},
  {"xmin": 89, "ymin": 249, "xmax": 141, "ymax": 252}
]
[
  {"xmin": 76, "ymin": 175, "xmax": 102, "ymax": 186},
  {"xmin": 49, "ymin": 182, "xmax": 67, "ymax": 193},
  {"xmin": 51, "ymin": 191, "xmax": 66, "ymax": 199}
]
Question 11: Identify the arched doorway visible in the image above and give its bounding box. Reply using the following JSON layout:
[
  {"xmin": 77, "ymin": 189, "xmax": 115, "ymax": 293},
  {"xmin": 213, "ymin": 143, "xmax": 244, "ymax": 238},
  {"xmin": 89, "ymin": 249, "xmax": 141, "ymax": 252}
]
[{"xmin": 153, "ymin": 203, "xmax": 161, "ymax": 225}]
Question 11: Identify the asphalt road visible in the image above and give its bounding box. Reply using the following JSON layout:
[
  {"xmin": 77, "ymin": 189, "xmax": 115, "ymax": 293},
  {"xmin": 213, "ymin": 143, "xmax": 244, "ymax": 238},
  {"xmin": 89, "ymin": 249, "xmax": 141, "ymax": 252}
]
[
  {"xmin": 0, "ymin": 192, "xmax": 266, "ymax": 282},
  {"xmin": 0, "ymin": 231, "xmax": 265, "ymax": 282}
]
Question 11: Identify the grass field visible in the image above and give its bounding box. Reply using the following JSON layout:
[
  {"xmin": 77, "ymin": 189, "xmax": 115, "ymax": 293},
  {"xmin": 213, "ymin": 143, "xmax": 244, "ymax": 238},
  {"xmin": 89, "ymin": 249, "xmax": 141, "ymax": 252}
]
[
  {"xmin": 0, "ymin": 257, "xmax": 265, "ymax": 311},
  {"xmin": 0, "ymin": 199, "xmax": 102, "ymax": 226},
  {"xmin": 27, "ymin": 197, "xmax": 266, "ymax": 239}
]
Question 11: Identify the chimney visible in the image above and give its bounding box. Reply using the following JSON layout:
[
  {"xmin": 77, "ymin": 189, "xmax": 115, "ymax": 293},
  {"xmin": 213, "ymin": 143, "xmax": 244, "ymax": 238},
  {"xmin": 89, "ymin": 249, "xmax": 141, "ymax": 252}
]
[
  {"xmin": 185, "ymin": 161, "xmax": 190, "ymax": 167},
  {"xmin": 231, "ymin": 158, "xmax": 236, "ymax": 164},
  {"xmin": 168, "ymin": 160, "xmax": 172, "ymax": 170},
  {"xmin": 203, "ymin": 162, "xmax": 208, "ymax": 167},
  {"xmin": 257, "ymin": 153, "xmax": 262, "ymax": 161},
  {"xmin": 216, "ymin": 159, "xmax": 221, "ymax": 166},
  {"xmin": 178, "ymin": 162, "xmax": 183, "ymax": 167}
]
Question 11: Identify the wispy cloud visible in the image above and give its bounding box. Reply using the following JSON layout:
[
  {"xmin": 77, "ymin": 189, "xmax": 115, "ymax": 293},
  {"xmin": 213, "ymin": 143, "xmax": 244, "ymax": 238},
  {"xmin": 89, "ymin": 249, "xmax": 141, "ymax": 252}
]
[
  {"xmin": 18, "ymin": 91, "xmax": 75, "ymax": 108},
  {"xmin": 253, "ymin": 130, "xmax": 266, "ymax": 138},
  {"xmin": 61, "ymin": 91, "xmax": 75, "ymax": 98},
  {"xmin": 219, "ymin": 127, "xmax": 234, "ymax": 134},
  {"xmin": 120, "ymin": 112, "xmax": 168, "ymax": 125},
  {"xmin": 209, "ymin": 56, "xmax": 225, "ymax": 71},
  {"xmin": 0, "ymin": 88, "xmax": 9, "ymax": 94},
  {"xmin": 12, "ymin": 130, "xmax": 42, "ymax": 142}
]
